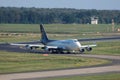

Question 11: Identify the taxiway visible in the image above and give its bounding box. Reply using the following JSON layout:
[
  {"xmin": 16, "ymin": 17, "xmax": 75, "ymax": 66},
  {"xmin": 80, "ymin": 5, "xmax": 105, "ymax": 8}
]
[{"xmin": 0, "ymin": 43, "xmax": 120, "ymax": 80}]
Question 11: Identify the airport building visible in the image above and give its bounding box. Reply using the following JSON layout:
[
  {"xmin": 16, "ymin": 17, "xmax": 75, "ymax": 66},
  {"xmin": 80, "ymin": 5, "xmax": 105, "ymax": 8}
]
[{"xmin": 91, "ymin": 17, "xmax": 98, "ymax": 24}]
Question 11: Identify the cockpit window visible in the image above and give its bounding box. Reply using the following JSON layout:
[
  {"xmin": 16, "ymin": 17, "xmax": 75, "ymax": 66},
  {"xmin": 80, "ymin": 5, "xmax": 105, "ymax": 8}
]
[{"xmin": 74, "ymin": 40, "xmax": 77, "ymax": 42}]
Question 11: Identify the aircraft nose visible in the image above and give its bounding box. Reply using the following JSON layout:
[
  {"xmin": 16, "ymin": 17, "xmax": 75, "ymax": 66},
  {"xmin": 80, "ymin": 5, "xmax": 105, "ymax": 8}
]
[
  {"xmin": 76, "ymin": 42, "xmax": 81, "ymax": 48},
  {"xmin": 73, "ymin": 42, "xmax": 81, "ymax": 50}
]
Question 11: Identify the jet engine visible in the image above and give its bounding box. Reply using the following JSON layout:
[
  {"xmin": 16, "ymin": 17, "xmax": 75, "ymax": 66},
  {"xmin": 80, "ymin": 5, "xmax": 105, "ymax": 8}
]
[
  {"xmin": 25, "ymin": 45, "xmax": 39, "ymax": 50},
  {"xmin": 80, "ymin": 48, "xmax": 85, "ymax": 53},
  {"xmin": 25, "ymin": 45, "xmax": 33, "ymax": 50},
  {"xmin": 86, "ymin": 47, "xmax": 92, "ymax": 51},
  {"xmin": 44, "ymin": 47, "xmax": 55, "ymax": 53}
]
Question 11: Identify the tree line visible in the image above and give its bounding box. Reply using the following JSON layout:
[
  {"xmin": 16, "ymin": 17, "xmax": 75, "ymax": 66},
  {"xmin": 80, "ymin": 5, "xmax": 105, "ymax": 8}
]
[{"xmin": 0, "ymin": 7, "xmax": 120, "ymax": 24}]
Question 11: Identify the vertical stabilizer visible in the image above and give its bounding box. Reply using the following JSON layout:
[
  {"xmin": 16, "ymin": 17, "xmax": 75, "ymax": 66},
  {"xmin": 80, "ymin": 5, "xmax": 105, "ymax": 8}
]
[{"xmin": 40, "ymin": 24, "xmax": 49, "ymax": 44}]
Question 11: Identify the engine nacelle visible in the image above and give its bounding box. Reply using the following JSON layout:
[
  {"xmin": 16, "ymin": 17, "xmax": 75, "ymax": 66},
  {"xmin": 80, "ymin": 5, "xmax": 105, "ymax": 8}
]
[
  {"xmin": 44, "ymin": 47, "xmax": 54, "ymax": 53},
  {"xmin": 44, "ymin": 47, "xmax": 49, "ymax": 51},
  {"xmin": 45, "ymin": 48, "xmax": 54, "ymax": 53},
  {"xmin": 80, "ymin": 48, "xmax": 85, "ymax": 53},
  {"xmin": 86, "ymin": 47, "xmax": 92, "ymax": 51},
  {"xmin": 25, "ymin": 45, "xmax": 33, "ymax": 50}
]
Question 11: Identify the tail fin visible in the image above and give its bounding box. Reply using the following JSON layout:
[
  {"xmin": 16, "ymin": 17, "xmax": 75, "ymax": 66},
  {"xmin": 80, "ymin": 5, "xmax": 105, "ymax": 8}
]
[{"xmin": 40, "ymin": 24, "xmax": 49, "ymax": 44}]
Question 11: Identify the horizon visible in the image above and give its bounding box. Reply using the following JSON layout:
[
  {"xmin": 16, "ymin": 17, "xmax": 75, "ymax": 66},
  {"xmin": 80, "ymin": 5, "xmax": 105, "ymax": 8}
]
[
  {"xmin": 0, "ymin": 7, "xmax": 120, "ymax": 11},
  {"xmin": 0, "ymin": 0, "xmax": 120, "ymax": 10}
]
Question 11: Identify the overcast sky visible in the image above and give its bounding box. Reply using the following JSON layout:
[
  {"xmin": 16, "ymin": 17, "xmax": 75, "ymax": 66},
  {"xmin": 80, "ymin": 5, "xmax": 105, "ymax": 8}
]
[{"xmin": 0, "ymin": 0, "xmax": 120, "ymax": 10}]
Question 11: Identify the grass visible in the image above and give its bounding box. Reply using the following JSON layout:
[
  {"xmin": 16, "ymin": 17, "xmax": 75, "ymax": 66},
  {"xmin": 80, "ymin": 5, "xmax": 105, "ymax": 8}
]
[
  {"xmin": 81, "ymin": 41, "xmax": 120, "ymax": 55},
  {"xmin": 0, "ymin": 24, "xmax": 120, "ymax": 41},
  {"xmin": 0, "ymin": 23, "xmax": 119, "ymax": 74},
  {"xmin": 0, "ymin": 33, "xmax": 120, "ymax": 55},
  {"xmin": 0, "ymin": 24, "xmax": 120, "ymax": 34},
  {"xmin": 43, "ymin": 73, "xmax": 120, "ymax": 80},
  {"xmin": 92, "ymin": 41, "xmax": 120, "ymax": 55},
  {"xmin": 0, "ymin": 33, "xmax": 40, "ymax": 43},
  {"xmin": 0, "ymin": 51, "xmax": 109, "ymax": 74},
  {"xmin": 0, "ymin": 23, "xmax": 120, "ymax": 40}
]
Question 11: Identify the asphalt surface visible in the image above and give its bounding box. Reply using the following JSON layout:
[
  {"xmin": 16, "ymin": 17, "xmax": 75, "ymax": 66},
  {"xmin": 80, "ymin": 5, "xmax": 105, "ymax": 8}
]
[
  {"xmin": 0, "ymin": 43, "xmax": 120, "ymax": 80},
  {"xmin": 0, "ymin": 36, "xmax": 120, "ymax": 53},
  {"xmin": 0, "ymin": 54, "xmax": 119, "ymax": 80},
  {"xmin": 78, "ymin": 36, "xmax": 120, "ymax": 42},
  {"xmin": 0, "ymin": 43, "xmax": 45, "ymax": 53},
  {"xmin": 0, "ymin": 43, "xmax": 26, "ymax": 52}
]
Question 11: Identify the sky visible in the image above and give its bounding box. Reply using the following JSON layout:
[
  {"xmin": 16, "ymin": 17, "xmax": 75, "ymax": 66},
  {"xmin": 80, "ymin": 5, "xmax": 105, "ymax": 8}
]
[{"xmin": 0, "ymin": 0, "xmax": 120, "ymax": 10}]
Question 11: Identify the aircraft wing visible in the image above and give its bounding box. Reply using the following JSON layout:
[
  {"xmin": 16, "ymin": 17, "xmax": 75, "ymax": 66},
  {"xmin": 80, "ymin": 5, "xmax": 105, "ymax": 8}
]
[
  {"xmin": 79, "ymin": 44, "xmax": 97, "ymax": 52},
  {"xmin": 14, "ymin": 40, "xmax": 42, "ymax": 44},
  {"xmin": 10, "ymin": 43, "xmax": 45, "ymax": 49},
  {"xmin": 10, "ymin": 43, "xmax": 58, "ymax": 50},
  {"xmin": 81, "ymin": 44, "xmax": 97, "ymax": 48}
]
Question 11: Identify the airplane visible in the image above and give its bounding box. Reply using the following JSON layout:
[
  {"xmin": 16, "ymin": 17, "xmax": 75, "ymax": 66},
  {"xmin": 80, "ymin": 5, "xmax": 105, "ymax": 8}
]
[{"xmin": 11, "ymin": 24, "xmax": 97, "ymax": 54}]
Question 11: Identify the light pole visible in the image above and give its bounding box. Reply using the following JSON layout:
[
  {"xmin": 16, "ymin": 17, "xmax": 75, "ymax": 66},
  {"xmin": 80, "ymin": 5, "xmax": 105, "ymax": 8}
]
[{"xmin": 112, "ymin": 19, "xmax": 115, "ymax": 32}]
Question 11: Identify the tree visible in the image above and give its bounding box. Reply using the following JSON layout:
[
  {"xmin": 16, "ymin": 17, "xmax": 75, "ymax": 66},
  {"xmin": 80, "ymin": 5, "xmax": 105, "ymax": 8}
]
[{"xmin": 0, "ymin": 7, "xmax": 120, "ymax": 24}]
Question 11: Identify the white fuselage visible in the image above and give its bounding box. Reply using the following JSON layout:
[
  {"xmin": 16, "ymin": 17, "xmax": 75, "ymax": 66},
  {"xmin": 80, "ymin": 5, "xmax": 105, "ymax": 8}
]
[{"xmin": 46, "ymin": 39, "xmax": 81, "ymax": 51}]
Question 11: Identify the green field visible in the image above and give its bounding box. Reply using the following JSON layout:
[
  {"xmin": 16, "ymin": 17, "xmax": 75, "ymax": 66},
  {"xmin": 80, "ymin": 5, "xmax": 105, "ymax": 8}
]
[
  {"xmin": 0, "ymin": 24, "xmax": 120, "ymax": 55},
  {"xmin": 0, "ymin": 24, "xmax": 120, "ymax": 34},
  {"xmin": 0, "ymin": 24, "xmax": 120, "ymax": 40},
  {"xmin": 0, "ymin": 33, "xmax": 120, "ymax": 55},
  {"xmin": 0, "ymin": 24, "xmax": 120, "ymax": 75},
  {"xmin": 82, "ymin": 41, "xmax": 120, "ymax": 55},
  {"xmin": 43, "ymin": 73, "xmax": 120, "ymax": 80},
  {"xmin": 0, "ymin": 51, "xmax": 109, "ymax": 74}
]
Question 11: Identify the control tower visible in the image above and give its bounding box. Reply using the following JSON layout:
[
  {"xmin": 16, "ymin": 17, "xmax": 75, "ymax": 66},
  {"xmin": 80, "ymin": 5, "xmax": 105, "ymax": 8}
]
[{"xmin": 91, "ymin": 17, "xmax": 98, "ymax": 24}]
